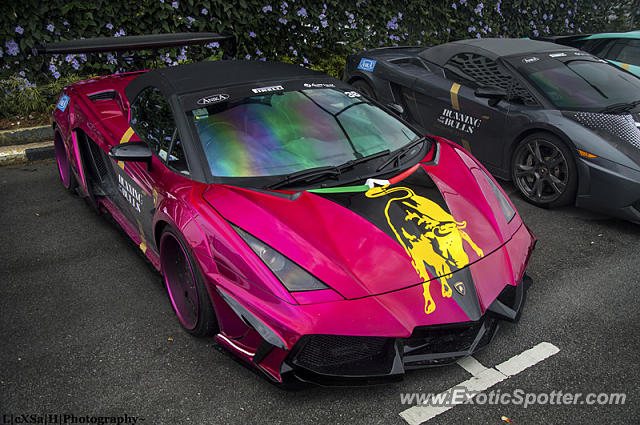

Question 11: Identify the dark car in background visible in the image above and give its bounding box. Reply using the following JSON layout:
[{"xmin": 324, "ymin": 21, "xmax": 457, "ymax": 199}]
[
  {"xmin": 344, "ymin": 38, "xmax": 640, "ymax": 222},
  {"xmin": 539, "ymin": 31, "xmax": 640, "ymax": 77}
]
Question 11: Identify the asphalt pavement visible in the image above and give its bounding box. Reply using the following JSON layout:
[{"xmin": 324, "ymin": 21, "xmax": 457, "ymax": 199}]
[{"xmin": 1, "ymin": 160, "xmax": 638, "ymax": 424}]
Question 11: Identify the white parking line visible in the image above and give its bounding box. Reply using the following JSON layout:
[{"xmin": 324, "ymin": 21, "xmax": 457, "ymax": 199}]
[{"xmin": 399, "ymin": 342, "xmax": 560, "ymax": 425}]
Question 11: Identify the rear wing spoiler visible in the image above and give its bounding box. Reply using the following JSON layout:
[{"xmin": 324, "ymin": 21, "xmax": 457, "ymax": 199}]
[{"xmin": 37, "ymin": 32, "xmax": 234, "ymax": 54}]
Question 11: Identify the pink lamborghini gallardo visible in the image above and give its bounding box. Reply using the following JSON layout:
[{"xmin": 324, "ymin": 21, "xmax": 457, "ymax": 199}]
[{"xmin": 48, "ymin": 34, "xmax": 535, "ymax": 386}]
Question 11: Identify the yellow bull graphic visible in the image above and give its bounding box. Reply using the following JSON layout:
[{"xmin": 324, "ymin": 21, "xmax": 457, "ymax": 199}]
[{"xmin": 365, "ymin": 186, "xmax": 484, "ymax": 314}]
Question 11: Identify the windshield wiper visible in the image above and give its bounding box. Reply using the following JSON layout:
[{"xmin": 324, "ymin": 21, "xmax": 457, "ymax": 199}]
[
  {"xmin": 266, "ymin": 166, "xmax": 341, "ymax": 190},
  {"xmin": 265, "ymin": 149, "xmax": 391, "ymax": 190},
  {"xmin": 376, "ymin": 136, "xmax": 428, "ymax": 172},
  {"xmin": 599, "ymin": 100, "xmax": 640, "ymax": 114}
]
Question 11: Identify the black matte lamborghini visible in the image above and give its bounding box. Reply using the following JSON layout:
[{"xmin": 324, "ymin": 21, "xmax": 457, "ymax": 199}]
[{"xmin": 344, "ymin": 38, "xmax": 640, "ymax": 222}]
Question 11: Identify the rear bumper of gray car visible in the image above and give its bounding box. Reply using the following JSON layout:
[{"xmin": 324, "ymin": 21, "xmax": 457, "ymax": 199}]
[{"xmin": 576, "ymin": 156, "xmax": 640, "ymax": 223}]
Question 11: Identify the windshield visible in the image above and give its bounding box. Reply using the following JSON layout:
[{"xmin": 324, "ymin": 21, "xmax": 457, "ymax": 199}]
[
  {"xmin": 190, "ymin": 89, "xmax": 419, "ymax": 177},
  {"xmin": 524, "ymin": 60, "xmax": 640, "ymax": 110}
]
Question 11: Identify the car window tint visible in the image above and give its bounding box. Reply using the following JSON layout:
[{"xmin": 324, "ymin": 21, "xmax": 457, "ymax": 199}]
[
  {"xmin": 130, "ymin": 87, "xmax": 176, "ymax": 161},
  {"xmin": 168, "ymin": 138, "xmax": 190, "ymax": 175},
  {"xmin": 445, "ymin": 53, "xmax": 537, "ymax": 106},
  {"xmin": 615, "ymin": 40, "xmax": 640, "ymax": 66}
]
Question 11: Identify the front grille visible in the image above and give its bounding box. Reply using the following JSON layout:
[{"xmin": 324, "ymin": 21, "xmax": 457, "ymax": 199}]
[
  {"xmin": 402, "ymin": 318, "xmax": 498, "ymax": 368},
  {"xmin": 292, "ymin": 335, "xmax": 396, "ymax": 375}
]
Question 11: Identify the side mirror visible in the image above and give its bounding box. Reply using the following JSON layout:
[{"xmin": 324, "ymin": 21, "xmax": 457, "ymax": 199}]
[
  {"xmin": 474, "ymin": 86, "xmax": 507, "ymax": 107},
  {"xmin": 387, "ymin": 103, "xmax": 404, "ymax": 116},
  {"xmin": 109, "ymin": 141, "xmax": 152, "ymax": 170}
]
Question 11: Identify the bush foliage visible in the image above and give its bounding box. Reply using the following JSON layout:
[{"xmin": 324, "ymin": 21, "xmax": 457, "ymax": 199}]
[{"xmin": 1, "ymin": 0, "xmax": 637, "ymax": 117}]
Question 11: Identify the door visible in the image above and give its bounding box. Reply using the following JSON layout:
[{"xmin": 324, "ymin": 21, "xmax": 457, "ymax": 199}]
[{"xmin": 115, "ymin": 87, "xmax": 188, "ymax": 255}]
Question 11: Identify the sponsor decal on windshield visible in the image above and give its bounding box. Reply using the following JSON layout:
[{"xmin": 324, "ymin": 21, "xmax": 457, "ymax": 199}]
[
  {"xmin": 573, "ymin": 52, "xmax": 591, "ymax": 56},
  {"xmin": 197, "ymin": 94, "xmax": 229, "ymax": 105},
  {"xmin": 251, "ymin": 85, "xmax": 284, "ymax": 94},
  {"xmin": 549, "ymin": 52, "xmax": 568, "ymax": 58},
  {"xmin": 344, "ymin": 90, "xmax": 361, "ymax": 98},
  {"xmin": 522, "ymin": 56, "xmax": 540, "ymax": 64},
  {"xmin": 303, "ymin": 82, "xmax": 336, "ymax": 88},
  {"xmin": 357, "ymin": 58, "xmax": 377, "ymax": 72},
  {"xmin": 437, "ymin": 108, "xmax": 482, "ymax": 134}
]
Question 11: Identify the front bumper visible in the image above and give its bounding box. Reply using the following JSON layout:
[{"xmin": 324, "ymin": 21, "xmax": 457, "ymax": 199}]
[
  {"xmin": 280, "ymin": 275, "xmax": 531, "ymax": 386},
  {"xmin": 576, "ymin": 156, "xmax": 640, "ymax": 223}
]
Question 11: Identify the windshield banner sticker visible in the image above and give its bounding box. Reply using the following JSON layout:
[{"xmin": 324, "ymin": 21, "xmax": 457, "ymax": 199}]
[
  {"xmin": 197, "ymin": 94, "xmax": 229, "ymax": 105},
  {"xmin": 437, "ymin": 108, "xmax": 482, "ymax": 134},
  {"xmin": 252, "ymin": 85, "xmax": 284, "ymax": 94},
  {"xmin": 344, "ymin": 91, "xmax": 361, "ymax": 98},
  {"xmin": 549, "ymin": 52, "xmax": 567, "ymax": 58},
  {"xmin": 522, "ymin": 56, "xmax": 539, "ymax": 64}
]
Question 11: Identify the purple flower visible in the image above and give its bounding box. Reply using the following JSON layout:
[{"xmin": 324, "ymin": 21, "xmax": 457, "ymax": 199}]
[
  {"xmin": 256, "ymin": 49, "xmax": 262, "ymax": 55},
  {"xmin": 5, "ymin": 40, "xmax": 19, "ymax": 56},
  {"xmin": 303, "ymin": 56, "xmax": 308, "ymax": 64},
  {"xmin": 279, "ymin": 17, "xmax": 288, "ymax": 25},
  {"xmin": 533, "ymin": 29, "xmax": 539, "ymax": 37},
  {"xmin": 201, "ymin": 7, "xmax": 208, "ymax": 15},
  {"xmin": 114, "ymin": 29, "xmax": 125, "ymax": 37},
  {"xmin": 53, "ymin": 71, "xmax": 61, "ymax": 79},
  {"xmin": 321, "ymin": 19, "xmax": 328, "ymax": 28},
  {"xmin": 476, "ymin": 33, "xmax": 482, "ymax": 38},
  {"xmin": 560, "ymin": 3, "xmax": 564, "ymax": 7},
  {"xmin": 452, "ymin": 3, "xmax": 457, "ymax": 10},
  {"xmin": 297, "ymin": 8, "xmax": 307, "ymax": 17},
  {"xmin": 187, "ymin": 16, "xmax": 195, "ymax": 24},
  {"xmin": 260, "ymin": 57, "xmax": 267, "ymax": 61},
  {"xmin": 15, "ymin": 26, "xmax": 24, "ymax": 35},
  {"xmin": 206, "ymin": 42, "xmax": 219, "ymax": 49},
  {"xmin": 262, "ymin": 5, "xmax": 272, "ymax": 12},
  {"xmin": 245, "ymin": 54, "xmax": 251, "ymax": 60},
  {"xmin": 46, "ymin": 24, "xmax": 55, "ymax": 32},
  {"xmin": 474, "ymin": 2, "xmax": 483, "ymax": 15},
  {"xmin": 386, "ymin": 17, "xmax": 398, "ymax": 30},
  {"xmin": 63, "ymin": 21, "xmax": 69, "ymax": 26},
  {"xmin": 18, "ymin": 70, "xmax": 25, "ymax": 77},
  {"xmin": 171, "ymin": 1, "xmax": 178, "ymax": 8},
  {"xmin": 107, "ymin": 53, "xmax": 117, "ymax": 65},
  {"xmin": 71, "ymin": 59, "xmax": 80, "ymax": 70},
  {"xmin": 49, "ymin": 63, "xmax": 57, "ymax": 72},
  {"xmin": 543, "ymin": 13, "xmax": 548, "ymax": 20},
  {"xmin": 106, "ymin": 23, "xmax": 114, "ymax": 30},
  {"xmin": 249, "ymin": 31, "xmax": 256, "ymax": 38},
  {"xmin": 292, "ymin": 49, "xmax": 298, "ymax": 56}
]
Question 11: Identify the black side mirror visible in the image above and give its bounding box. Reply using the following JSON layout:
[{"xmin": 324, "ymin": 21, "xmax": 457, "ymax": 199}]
[
  {"xmin": 474, "ymin": 86, "xmax": 507, "ymax": 107},
  {"xmin": 109, "ymin": 141, "xmax": 152, "ymax": 170},
  {"xmin": 387, "ymin": 103, "xmax": 404, "ymax": 116}
]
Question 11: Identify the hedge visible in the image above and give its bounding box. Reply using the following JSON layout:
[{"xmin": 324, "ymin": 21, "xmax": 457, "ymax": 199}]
[{"xmin": 1, "ymin": 0, "xmax": 637, "ymax": 117}]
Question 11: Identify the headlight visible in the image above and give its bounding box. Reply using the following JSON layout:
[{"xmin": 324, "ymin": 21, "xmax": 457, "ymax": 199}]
[
  {"xmin": 481, "ymin": 169, "xmax": 516, "ymax": 223},
  {"xmin": 231, "ymin": 224, "xmax": 329, "ymax": 292}
]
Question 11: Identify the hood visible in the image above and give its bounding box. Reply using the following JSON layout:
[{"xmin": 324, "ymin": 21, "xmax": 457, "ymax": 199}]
[{"xmin": 204, "ymin": 141, "xmax": 522, "ymax": 312}]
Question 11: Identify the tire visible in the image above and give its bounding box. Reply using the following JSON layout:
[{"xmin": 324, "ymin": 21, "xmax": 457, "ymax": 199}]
[
  {"xmin": 352, "ymin": 79, "xmax": 377, "ymax": 100},
  {"xmin": 54, "ymin": 131, "xmax": 77, "ymax": 192},
  {"xmin": 160, "ymin": 226, "xmax": 218, "ymax": 337},
  {"xmin": 511, "ymin": 132, "xmax": 577, "ymax": 208}
]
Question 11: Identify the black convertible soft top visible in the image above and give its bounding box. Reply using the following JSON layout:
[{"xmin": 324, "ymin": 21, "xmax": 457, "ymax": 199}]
[
  {"xmin": 124, "ymin": 60, "xmax": 334, "ymax": 107},
  {"xmin": 420, "ymin": 38, "xmax": 579, "ymax": 65}
]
